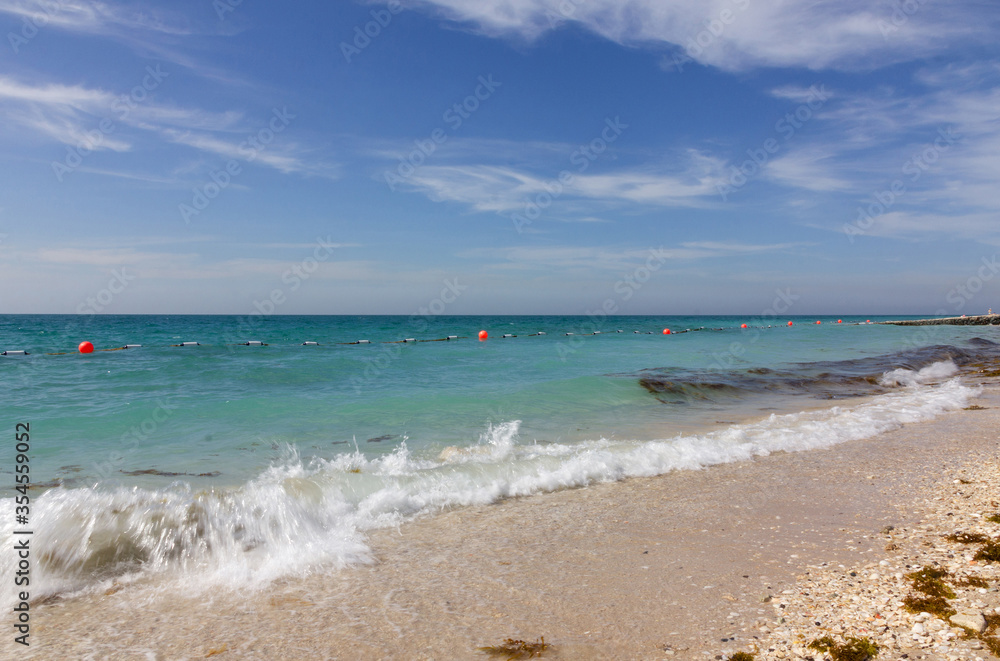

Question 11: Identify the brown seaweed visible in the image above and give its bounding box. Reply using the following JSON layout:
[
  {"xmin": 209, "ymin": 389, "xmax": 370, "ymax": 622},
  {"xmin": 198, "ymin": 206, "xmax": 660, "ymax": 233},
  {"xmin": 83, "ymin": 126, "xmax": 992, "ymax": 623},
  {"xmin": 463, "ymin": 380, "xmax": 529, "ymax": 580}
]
[
  {"xmin": 808, "ymin": 636, "xmax": 878, "ymax": 661},
  {"xmin": 479, "ymin": 637, "xmax": 549, "ymax": 659}
]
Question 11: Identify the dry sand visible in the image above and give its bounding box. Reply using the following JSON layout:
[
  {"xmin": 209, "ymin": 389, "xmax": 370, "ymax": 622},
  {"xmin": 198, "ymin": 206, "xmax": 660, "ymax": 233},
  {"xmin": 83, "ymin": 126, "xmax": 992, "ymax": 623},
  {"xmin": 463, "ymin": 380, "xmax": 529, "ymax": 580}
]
[{"xmin": 18, "ymin": 380, "xmax": 1000, "ymax": 661}]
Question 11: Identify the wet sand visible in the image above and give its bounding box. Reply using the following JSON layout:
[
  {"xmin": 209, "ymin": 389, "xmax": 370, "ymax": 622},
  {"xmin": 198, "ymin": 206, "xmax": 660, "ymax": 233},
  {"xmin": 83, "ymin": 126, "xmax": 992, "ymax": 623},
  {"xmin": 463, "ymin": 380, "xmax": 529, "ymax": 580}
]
[{"xmin": 18, "ymin": 381, "xmax": 1000, "ymax": 661}]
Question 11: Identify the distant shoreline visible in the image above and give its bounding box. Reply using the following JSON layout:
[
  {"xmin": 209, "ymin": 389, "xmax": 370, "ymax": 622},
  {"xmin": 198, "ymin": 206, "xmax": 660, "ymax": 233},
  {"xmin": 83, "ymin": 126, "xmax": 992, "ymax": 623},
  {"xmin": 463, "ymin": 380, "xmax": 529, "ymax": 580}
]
[{"xmin": 880, "ymin": 314, "xmax": 1000, "ymax": 326}]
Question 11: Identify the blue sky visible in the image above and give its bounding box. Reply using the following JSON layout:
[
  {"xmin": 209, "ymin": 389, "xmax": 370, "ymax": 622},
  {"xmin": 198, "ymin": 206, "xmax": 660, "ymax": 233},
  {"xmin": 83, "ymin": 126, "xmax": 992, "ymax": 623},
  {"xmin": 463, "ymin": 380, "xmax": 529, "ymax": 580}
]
[{"xmin": 1, "ymin": 0, "xmax": 999, "ymax": 315}]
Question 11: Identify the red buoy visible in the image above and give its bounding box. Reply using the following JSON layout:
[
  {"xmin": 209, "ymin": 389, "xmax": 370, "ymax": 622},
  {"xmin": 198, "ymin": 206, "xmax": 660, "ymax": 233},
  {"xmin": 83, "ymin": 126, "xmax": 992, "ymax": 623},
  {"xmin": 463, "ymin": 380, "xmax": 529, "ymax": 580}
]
[
  {"xmin": 79, "ymin": 341, "xmax": 94, "ymax": 354},
  {"xmin": 662, "ymin": 328, "xmax": 671, "ymax": 335},
  {"xmin": 837, "ymin": 319, "xmax": 842, "ymax": 324},
  {"xmin": 478, "ymin": 330, "xmax": 488, "ymax": 341},
  {"xmin": 787, "ymin": 321, "xmax": 793, "ymax": 326},
  {"xmin": 815, "ymin": 320, "xmax": 821, "ymax": 324},
  {"xmin": 740, "ymin": 323, "xmax": 748, "ymax": 329}
]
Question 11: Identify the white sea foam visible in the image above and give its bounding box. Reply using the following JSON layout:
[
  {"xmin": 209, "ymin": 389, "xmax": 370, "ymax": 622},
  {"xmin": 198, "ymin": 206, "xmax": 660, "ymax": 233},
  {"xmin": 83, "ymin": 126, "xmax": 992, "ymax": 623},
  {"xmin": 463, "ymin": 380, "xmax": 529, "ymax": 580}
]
[
  {"xmin": 879, "ymin": 360, "xmax": 959, "ymax": 387},
  {"xmin": 0, "ymin": 362, "xmax": 979, "ymax": 609}
]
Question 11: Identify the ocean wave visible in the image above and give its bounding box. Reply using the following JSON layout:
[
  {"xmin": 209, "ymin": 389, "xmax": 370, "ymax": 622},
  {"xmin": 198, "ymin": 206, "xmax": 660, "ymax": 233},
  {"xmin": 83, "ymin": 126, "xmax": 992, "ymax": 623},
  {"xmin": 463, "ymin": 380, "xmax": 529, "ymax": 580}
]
[
  {"xmin": 0, "ymin": 361, "xmax": 980, "ymax": 610},
  {"xmin": 636, "ymin": 341, "xmax": 998, "ymax": 403}
]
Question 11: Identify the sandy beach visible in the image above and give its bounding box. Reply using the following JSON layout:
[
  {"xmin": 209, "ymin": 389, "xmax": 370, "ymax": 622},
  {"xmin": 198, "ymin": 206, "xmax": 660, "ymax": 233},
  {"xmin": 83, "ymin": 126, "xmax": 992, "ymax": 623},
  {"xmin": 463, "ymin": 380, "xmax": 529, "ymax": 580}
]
[
  {"xmin": 6, "ymin": 0, "xmax": 1000, "ymax": 658},
  {"xmin": 16, "ymin": 376, "xmax": 1000, "ymax": 661}
]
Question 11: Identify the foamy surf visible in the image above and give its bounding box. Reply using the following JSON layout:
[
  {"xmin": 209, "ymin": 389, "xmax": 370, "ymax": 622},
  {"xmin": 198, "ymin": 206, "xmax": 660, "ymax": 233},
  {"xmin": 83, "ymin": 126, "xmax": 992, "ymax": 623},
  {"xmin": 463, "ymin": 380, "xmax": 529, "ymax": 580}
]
[
  {"xmin": 879, "ymin": 360, "xmax": 959, "ymax": 387},
  {"xmin": 0, "ymin": 361, "xmax": 979, "ymax": 610}
]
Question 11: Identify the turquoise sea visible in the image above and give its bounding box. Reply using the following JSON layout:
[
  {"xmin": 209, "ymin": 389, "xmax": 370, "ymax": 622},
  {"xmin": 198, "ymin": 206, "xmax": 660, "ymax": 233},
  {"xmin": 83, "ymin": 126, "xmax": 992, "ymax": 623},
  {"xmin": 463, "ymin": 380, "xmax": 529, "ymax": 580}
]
[{"xmin": 1, "ymin": 314, "xmax": 997, "ymax": 606}]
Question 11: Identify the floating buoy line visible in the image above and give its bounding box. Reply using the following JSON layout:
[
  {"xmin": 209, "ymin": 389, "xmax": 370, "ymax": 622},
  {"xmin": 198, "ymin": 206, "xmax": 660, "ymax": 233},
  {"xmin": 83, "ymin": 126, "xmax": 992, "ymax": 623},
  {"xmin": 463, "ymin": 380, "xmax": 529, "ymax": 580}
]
[{"xmin": 0, "ymin": 321, "xmax": 872, "ymax": 358}]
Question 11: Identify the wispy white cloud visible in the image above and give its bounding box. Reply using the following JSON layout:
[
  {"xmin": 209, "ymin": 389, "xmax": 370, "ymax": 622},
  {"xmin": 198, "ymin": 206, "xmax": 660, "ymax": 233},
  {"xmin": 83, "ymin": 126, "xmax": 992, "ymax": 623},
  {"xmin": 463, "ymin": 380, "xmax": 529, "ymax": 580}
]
[
  {"xmin": 765, "ymin": 64, "xmax": 1000, "ymax": 243},
  {"xmin": 164, "ymin": 130, "xmax": 309, "ymax": 175},
  {"xmin": 460, "ymin": 241, "xmax": 805, "ymax": 272},
  {"xmin": 0, "ymin": 77, "xmax": 129, "ymax": 151},
  {"xmin": 0, "ymin": 1, "xmax": 254, "ymax": 84},
  {"xmin": 9, "ymin": 107, "xmax": 133, "ymax": 152},
  {"xmin": 404, "ymin": 0, "xmax": 992, "ymax": 71},
  {"xmin": 378, "ymin": 57, "xmax": 1000, "ymax": 237},
  {"xmin": 840, "ymin": 211, "xmax": 1000, "ymax": 242},
  {"xmin": 396, "ymin": 150, "xmax": 727, "ymax": 213},
  {"xmin": 570, "ymin": 153, "xmax": 726, "ymax": 205},
  {"xmin": 29, "ymin": 244, "xmax": 377, "ymax": 282},
  {"xmin": 400, "ymin": 164, "xmax": 550, "ymax": 211},
  {"xmin": 680, "ymin": 241, "xmax": 807, "ymax": 253},
  {"xmin": 367, "ymin": 136, "xmax": 572, "ymax": 166},
  {"xmin": 0, "ymin": 77, "xmax": 111, "ymax": 109},
  {"xmin": 765, "ymin": 148, "xmax": 853, "ymax": 192},
  {"xmin": 0, "ymin": 0, "xmax": 196, "ymax": 36},
  {"xmin": 243, "ymin": 242, "xmax": 362, "ymax": 250},
  {"xmin": 130, "ymin": 106, "xmax": 244, "ymax": 133},
  {"xmin": 770, "ymin": 84, "xmax": 835, "ymax": 104},
  {"xmin": 0, "ymin": 75, "xmax": 337, "ymax": 178},
  {"xmin": 0, "ymin": 75, "xmax": 237, "ymax": 150},
  {"xmin": 35, "ymin": 246, "xmax": 197, "ymax": 268},
  {"xmin": 70, "ymin": 166, "xmax": 181, "ymax": 184},
  {"xmin": 19, "ymin": 251, "xmax": 401, "ymax": 306}
]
